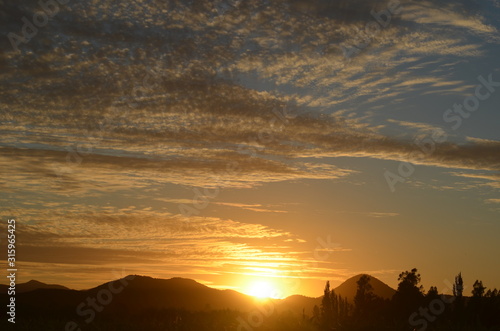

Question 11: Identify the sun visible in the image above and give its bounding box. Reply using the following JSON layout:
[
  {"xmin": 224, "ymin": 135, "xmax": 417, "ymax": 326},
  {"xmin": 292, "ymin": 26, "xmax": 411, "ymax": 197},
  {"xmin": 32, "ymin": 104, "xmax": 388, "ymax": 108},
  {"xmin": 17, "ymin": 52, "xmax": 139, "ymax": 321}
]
[{"xmin": 246, "ymin": 281, "xmax": 280, "ymax": 299}]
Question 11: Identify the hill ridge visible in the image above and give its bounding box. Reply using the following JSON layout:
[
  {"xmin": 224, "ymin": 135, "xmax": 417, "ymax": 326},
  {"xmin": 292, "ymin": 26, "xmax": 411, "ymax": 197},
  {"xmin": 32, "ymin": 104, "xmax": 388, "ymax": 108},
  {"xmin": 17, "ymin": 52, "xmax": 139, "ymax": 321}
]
[{"xmin": 331, "ymin": 274, "xmax": 396, "ymax": 301}]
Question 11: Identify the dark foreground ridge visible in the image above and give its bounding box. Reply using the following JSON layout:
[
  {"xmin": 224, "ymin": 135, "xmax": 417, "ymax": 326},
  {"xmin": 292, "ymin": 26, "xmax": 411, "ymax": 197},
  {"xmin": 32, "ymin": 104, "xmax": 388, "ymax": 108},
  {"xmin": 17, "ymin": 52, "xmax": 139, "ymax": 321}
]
[{"xmin": 1, "ymin": 271, "xmax": 499, "ymax": 330}]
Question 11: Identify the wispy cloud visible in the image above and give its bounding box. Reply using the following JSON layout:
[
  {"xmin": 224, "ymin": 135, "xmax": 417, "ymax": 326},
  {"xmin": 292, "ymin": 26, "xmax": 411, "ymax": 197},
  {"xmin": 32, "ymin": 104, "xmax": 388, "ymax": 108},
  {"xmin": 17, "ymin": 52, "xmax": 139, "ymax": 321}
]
[
  {"xmin": 214, "ymin": 202, "xmax": 289, "ymax": 213},
  {"xmin": 335, "ymin": 211, "xmax": 400, "ymax": 218},
  {"xmin": 449, "ymin": 172, "xmax": 500, "ymax": 189},
  {"xmin": 387, "ymin": 119, "xmax": 448, "ymax": 135},
  {"xmin": 485, "ymin": 198, "xmax": 500, "ymax": 204},
  {"xmin": 0, "ymin": 206, "xmax": 316, "ymax": 280},
  {"xmin": 2, "ymin": 1, "xmax": 499, "ymax": 190}
]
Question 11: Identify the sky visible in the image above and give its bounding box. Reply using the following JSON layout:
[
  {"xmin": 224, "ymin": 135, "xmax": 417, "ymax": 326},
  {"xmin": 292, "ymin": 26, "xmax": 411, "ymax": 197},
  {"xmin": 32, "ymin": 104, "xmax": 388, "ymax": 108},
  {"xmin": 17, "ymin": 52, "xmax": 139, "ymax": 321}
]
[{"xmin": 1, "ymin": 0, "xmax": 500, "ymax": 298}]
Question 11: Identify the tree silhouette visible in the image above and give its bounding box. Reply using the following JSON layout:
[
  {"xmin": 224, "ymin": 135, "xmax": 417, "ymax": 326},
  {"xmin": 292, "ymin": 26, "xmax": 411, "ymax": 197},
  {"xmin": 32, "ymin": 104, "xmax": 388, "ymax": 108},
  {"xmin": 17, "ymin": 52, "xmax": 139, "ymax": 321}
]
[
  {"xmin": 426, "ymin": 286, "xmax": 439, "ymax": 300},
  {"xmin": 451, "ymin": 272, "xmax": 465, "ymax": 321},
  {"xmin": 483, "ymin": 288, "xmax": 500, "ymax": 328},
  {"xmin": 312, "ymin": 304, "xmax": 321, "ymax": 326},
  {"xmin": 472, "ymin": 280, "xmax": 486, "ymax": 298},
  {"xmin": 392, "ymin": 268, "xmax": 424, "ymax": 321},
  {"xmin": 338, "ymin": 294, "xmax": 349, "ymax": 324},
  {"xmin": 354, "ymin": 274, "xmax": 374, "ymax": 318},
  {"xmin": 332, "ymin": 289, "xmax": 341, "ymax": 323},
  {"xmin": 319, "ymin": 280, "xmax": 351, "ymax": 330},
  {"xmin": 320, "ymin": 281, "xmax": 333, "ymax": 328},
  {"xmin": 453, "ymin": 272, "xmax": 464, "ymax": 298},
  {"xmin": 469, "ymin": 279, "xmax": 486, "ymax": 325}
]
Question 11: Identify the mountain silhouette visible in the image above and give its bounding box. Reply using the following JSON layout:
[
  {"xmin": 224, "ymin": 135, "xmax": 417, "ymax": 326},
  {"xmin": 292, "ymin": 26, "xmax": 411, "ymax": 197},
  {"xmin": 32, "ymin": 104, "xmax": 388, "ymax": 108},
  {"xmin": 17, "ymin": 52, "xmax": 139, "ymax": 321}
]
[
  {"xmin": 277, "ymin": 274, "xmax": 396, "ymax": 315},
  {"xmin": 85, "ymin": 275, "xmax": 259, "ymax": 311},
  {"xmin": 0, "ymin": 274, "xmax": 395, "ymax": 318},
  {"xmin": 0, "ymin": 275, "xmax": 263, "ymax": 317},
  {"xmin": 333, "ymin": 274, "xmax": 396, "ymax": 301},
  {"xmin": 0, "ymin": 279, "xmax": 69, "ymax": 293}
]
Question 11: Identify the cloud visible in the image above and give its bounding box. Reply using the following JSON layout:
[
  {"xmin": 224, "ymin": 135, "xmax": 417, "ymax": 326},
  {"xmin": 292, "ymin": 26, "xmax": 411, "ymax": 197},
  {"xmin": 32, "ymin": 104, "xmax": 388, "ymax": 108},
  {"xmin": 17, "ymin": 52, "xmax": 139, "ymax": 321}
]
[
  {"xmin": 0, "ymin": 145, "xmax": 356, "ymax": 197},
  {"xmin": 485, "ymin": 198, "xmax": 500, "ymax": 204},
  {"xmin": 0, "ymin": 207, "xmax": 315, "ymax": 280},
  {"xmin": 335, "ymin": 211, "xmax": 400, "ymax": 218},
  {"xmin": 387, "ymin": 119, "xmax": 446, "ymax": 135},
  {"xmin": 2, "ymin": 83, "xmax": 500, "ymax": 198},
  {"xmin": 367, "ymin": 212, "xmax": 400, "ymax": 218},
  {"xmin": 214, "ymin": 202, "xmax": 289, "ymax": 213},
  {"xmin": 0, "ymin": 208, "xmax": 356, "ymax": 290},
  {"xmin": 402, "ymin": 1, "xmax": 498, "ymax": 36},
  {"xmin": 449, "ymin": 172, "xmax": 500, "ymax": 189}
]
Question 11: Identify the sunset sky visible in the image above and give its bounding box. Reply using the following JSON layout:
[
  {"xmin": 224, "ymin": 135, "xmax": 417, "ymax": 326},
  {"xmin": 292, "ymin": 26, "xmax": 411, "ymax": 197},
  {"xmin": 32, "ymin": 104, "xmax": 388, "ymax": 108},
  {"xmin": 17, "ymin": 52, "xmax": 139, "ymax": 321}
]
[{"xmin": 1, "ymin": 0, "xmax": 500, "ymax": 298}]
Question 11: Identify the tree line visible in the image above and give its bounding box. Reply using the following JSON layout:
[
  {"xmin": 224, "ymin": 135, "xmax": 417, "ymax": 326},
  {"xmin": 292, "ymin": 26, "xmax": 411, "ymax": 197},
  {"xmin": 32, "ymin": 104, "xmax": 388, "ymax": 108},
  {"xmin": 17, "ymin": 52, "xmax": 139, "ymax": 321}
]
[{"xmin": 313, "ymin": 269, "xmax": 500, "ymax": 330}]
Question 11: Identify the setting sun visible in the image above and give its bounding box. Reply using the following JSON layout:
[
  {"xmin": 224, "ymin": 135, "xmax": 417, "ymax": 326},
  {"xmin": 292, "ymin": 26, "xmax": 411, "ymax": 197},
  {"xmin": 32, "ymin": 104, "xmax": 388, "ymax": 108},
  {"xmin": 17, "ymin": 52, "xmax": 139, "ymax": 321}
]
[{"xmin": 245, "ymin": 281, "xmax": 280, "ymax": 299}]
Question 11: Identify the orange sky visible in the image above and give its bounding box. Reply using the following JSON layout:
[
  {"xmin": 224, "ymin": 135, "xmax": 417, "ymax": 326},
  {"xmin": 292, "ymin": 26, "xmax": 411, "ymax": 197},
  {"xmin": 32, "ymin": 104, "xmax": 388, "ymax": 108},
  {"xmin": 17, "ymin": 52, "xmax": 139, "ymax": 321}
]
[{"xmin": 1, "ymin": 0, "xmax": 500, "ymax": 299}]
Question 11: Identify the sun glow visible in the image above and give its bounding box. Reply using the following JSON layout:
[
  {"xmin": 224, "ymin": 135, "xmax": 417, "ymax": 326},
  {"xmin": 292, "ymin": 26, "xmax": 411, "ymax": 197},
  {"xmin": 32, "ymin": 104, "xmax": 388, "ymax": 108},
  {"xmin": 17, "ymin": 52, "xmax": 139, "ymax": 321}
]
[{"xmin": 246, "ymin": 280, "xmax": 280, "ymax": 299}]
